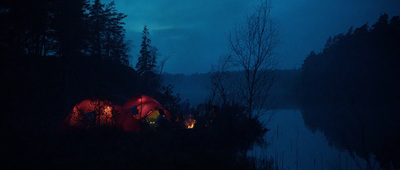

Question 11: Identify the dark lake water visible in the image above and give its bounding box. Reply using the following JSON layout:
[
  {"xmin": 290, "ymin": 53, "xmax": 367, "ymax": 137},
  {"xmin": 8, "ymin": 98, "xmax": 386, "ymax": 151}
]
[{"xmin": 250, "ymin": 109, "xmax": 382, "ymax": 170}]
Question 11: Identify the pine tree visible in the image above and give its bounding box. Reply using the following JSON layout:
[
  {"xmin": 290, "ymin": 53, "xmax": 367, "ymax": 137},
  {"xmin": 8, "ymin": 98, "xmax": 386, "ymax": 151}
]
[
  {"xmin": 86, "ymin": 0, "xmax": 129, "ymax": 64},
  {"xmin": 103, "ymin": 1, "xmax": 129, "ymax": 65},
  {"xmin": 54, "ymin": 0, "xmax": 89, "ymax": 59},
  {"xmin": 136, "ymin": 25, "xmax": 156, "ymax": 77},
  {"xmin": 88, "ymin": 0, "xmax": 106, "ymax": 58}
]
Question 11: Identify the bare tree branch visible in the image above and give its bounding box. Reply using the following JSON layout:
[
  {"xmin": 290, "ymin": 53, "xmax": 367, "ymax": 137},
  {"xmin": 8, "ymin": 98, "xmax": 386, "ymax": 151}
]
[
  {"xmin": 225, "ymin": 0, "xmax": 279, "ymax": 118},
  {"xmin": 158, "ymin": 55, "xmax": 170, "ymax": 75}
]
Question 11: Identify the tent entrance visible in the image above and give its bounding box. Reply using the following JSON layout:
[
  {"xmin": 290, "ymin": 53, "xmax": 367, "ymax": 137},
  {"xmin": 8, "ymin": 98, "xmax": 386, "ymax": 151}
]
[{"xmin": 146, "ymin": 110, "xmax": 160, "ymax": 127}]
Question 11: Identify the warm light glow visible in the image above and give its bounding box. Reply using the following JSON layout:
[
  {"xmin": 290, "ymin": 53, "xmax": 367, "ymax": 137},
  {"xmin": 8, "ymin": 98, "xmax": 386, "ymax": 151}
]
[
  {"xmin": 146, "ymin": 110, "xmax": 159, "ymax": 127},
  {"xmin": 64, "ymin": 96, "xmax": 171, "ymax": 132},
  {"xmin": 100, "ymin": 106, "xmax": 113, "ymax": 125},
  {"xmin": 104, "ymin": 106, "xmax": 112, "ymax": 113},
  {"xmin": 184, "ymin": 117, "xmax": 196, "ymax": 129}
]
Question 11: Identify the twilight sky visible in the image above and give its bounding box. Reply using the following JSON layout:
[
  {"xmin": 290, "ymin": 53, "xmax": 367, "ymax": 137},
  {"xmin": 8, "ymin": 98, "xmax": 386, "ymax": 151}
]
[{"xmin": 104, "ymin": 0, "xmax": 400, "ymax": 74}]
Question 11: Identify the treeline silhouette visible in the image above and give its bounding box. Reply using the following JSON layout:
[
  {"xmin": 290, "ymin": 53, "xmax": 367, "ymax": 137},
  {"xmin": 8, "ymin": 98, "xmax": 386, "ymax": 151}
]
[
  {"xmin": 1, "ymin": 0, "xmax": 129, "ymax": 63},
  {"xmin": 300, "ymin": 14, "xmax": 400, "ymax": 169},
  {"xmin": 1, "ymin": 0, "xmax": 145, "ymax": 133},
  {"xmin": 1, "ymin": 1, "xmax": 146, "ymax": 168},
  {"xmin": 1, "ymin": 0, "xmax": 143, "ymax": 100},
  {"xmin": 1, "ymin": 1, "xmax": 269, "ymax": 169}
]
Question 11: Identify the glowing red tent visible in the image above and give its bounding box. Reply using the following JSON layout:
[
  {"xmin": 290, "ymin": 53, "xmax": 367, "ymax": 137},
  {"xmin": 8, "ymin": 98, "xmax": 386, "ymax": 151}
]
[
  {"xmin": 123, "ymin": 95, "xmax": 171, "ymax": 120},
  {"xmin": 61, "ymin": 99, "xmax": 141, "ymax": 132},
  {"xmin": 61, "ymin": 95, "xmax": 170, "ymax": 132},
  {"xmin": 62, "ymin": 99, "xmax": 114, "ymax": 128}
]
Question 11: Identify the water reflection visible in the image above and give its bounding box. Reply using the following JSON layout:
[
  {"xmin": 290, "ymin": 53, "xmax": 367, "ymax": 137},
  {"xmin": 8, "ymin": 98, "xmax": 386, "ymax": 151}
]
[{"xmin": 251, "ymin": 110, "xmax": 381, "ymax": 169}]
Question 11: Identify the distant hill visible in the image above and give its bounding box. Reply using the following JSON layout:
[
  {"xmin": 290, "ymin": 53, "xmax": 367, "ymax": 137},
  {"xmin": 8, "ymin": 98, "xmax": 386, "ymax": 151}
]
[{"xmin": 161, "ymin": 69, "xmax": 300, "ymax": 108}]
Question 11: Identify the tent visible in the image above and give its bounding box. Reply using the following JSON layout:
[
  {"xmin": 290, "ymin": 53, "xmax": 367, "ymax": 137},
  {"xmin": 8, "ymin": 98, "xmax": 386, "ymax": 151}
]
[
  {"xmin": 123, "ymin": 95, "xmax": 171, "ymax": 120},
  {"xmin": 62, "ymin": 95, "xmax": 169, "ymax": 132},
  {"xmin": 62, "ymin": 99, "xmax": 115, "ymax": 128}
]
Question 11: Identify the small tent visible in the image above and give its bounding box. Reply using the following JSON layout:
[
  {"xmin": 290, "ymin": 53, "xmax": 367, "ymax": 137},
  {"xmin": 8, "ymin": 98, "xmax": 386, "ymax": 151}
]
[
  {"xmin": 123, "ymin": 95, "xmax": 171, "ymax": 120},
  {"xmin": 62, "ymin": 99, "xmax": 115, "ymax": 128}
]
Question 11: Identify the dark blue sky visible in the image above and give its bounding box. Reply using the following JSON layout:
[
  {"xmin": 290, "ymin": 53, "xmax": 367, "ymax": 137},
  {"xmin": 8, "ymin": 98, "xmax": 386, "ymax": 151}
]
[{"xmin": 104, "ymin": 0, "xmax": 400, "ymax": 74}]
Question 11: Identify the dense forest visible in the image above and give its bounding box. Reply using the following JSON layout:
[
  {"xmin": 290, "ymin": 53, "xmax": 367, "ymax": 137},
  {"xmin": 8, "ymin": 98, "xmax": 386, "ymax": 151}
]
[
  {"xmin": 1, "ymin": 0, "xmax": 141, "ymax": 121},
  {"xmin": 1, "ymin": 0, "xmax": 270, "ymax": 169},
  {"xmin": 300, "ymin": 14, "xmax": 400, "ymax": 169},
  {"xmin": 0, "ymin": 1, "xmax": 163, "ymax": 148},
  {"xmin": 2, "ymin": 0, "xmax": 400, "ymax": 169}
]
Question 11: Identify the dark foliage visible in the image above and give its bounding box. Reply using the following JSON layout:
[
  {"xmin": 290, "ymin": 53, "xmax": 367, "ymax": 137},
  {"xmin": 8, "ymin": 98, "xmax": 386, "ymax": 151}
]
[
  {"xmin": 157, "ymin": 84, "xmax": 182, "ymax": 117},
  {"xmin": 3, "ymin": 126, "xmax": 269, "ymax": 169},
  {"xmin": 136, "ymin": 25, "xmax": 160, "ymax": 95},
  {"xmin": 2, "ymin": 96, "xmax": 269, "ymax": 169},
  {"xmin": 300, "ymin": 14, "xmax": 400, "ymax": 169},
  {"xmin": 0, "ymin": 0, "xmax": 129, "ymax": 64},
  {"xmin": 136, "ymin": 25, "xmax": 156, "ymax": 76},
  {"xmin": 2, "ymin": 0, "xmax": 140, "ymax": 168},
  {"xmin": 1, "ymin": 1, "xmax": 269, "ymax": 169},
  {"xmin": 195, "ymin": 104, "xmax": 268, "ymax": 152}
]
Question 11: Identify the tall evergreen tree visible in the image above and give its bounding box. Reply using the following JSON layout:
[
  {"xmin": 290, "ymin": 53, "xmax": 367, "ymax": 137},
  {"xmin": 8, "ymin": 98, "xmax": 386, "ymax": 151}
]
[
  {"xmin": 54, "ymin": 0, "xmax": 89, "ymax": 59},
  {"xmin": 103, "ymin": 1, "xmax": 129, "ymax": 65},
  {"xmin": 136, "ymin": 25, "xmax": 156, "ymax": 77},
  {"xmin": 86, "ymin": 0, "xmax": 129, "ymax": 65},
  {"xmin": 88, "ymin": 0, "xmax": 105, "ymax": 58},
  {"xmin": 135, "ymin": 25, "xmax": 160, "ymax": 94}
]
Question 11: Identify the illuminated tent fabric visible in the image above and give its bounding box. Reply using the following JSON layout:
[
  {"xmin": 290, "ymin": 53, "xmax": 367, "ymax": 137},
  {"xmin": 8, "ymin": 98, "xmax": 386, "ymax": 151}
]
[
  {"xmin": 62, "ymin": 99, "xmax": 114, "ymax": 128},
  {"xmin": 62, "ymin": 95, "xmax": 170, "ymax": 132},
  {"xmin": 123, "ymin": 95, "xmax": 171, "ymax": 119},
  {"xmin": 62, "ymin": 99, "xmax": 141, "ymax": 132},
  {"xmin": 146, "ymin": 110, "xmax": 160, "ymax": 122},
  {"xmin": 114, "ymin": 105, "xmax": 142, "ymax": 132}
]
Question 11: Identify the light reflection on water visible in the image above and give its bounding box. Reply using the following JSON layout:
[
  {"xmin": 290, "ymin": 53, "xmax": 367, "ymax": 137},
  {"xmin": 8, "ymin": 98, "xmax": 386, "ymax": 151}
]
[{"xmin": 249, "ymin": 109, "xmax": 381, "ymax": 170}]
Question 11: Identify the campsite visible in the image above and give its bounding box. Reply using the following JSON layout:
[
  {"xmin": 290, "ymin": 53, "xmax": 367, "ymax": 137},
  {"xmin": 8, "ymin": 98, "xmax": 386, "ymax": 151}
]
[{"xmin": 2, "ymin": 0, "xmax": 400, "ymax": 169}]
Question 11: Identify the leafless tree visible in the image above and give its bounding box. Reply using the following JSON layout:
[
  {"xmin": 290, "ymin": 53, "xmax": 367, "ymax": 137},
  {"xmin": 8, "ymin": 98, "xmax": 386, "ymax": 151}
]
[
  {"xmin": 227, "ymin": 0, "xmax": 279, "ymax": 119},
  {"xmin": 209, "ymin": 54, "xmax": 234, "ymax": 105},
  {"xmin": 158, "ymin": 55, "xmax": 170, "ymax": 75}
]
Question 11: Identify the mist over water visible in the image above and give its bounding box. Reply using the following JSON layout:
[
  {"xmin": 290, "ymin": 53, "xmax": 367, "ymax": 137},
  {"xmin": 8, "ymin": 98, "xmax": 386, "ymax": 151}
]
[
  {"xmin": 251, "ymin": 110, "xmax": 375, "ymax": 170},
  {"xmin": 2, "ymin": 0, "xmax": 399, "ymax": 169}
]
